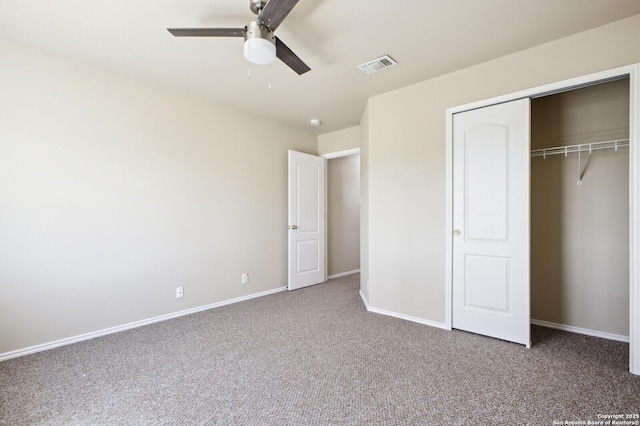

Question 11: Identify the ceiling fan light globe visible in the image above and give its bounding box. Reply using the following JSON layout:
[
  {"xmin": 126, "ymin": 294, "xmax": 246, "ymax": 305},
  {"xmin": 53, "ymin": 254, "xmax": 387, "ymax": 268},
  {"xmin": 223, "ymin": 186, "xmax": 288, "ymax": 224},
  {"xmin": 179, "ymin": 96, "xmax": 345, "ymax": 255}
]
[{"xmin": 244, "ymin": 38, "xmax": 276, "ymax": 65}]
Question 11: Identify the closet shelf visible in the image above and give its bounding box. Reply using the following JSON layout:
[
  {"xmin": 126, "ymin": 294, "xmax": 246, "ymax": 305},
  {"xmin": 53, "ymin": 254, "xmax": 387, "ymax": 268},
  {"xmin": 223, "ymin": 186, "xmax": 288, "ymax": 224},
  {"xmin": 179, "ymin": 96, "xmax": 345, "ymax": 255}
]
[{"xmin": 531, "ymin": 138, "xmax": 629, "ymax": 158}]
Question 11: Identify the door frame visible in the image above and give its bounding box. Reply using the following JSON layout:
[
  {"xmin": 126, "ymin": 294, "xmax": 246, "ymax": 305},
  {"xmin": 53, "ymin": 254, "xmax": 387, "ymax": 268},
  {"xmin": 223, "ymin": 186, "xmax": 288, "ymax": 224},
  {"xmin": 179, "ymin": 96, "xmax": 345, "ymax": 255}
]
[
  {"xmin": 321, "ymin": 148, "xmax": 360, "ymax": 160},
  {"xmin": 445, "ymin": 63, "xmax": 640, "ymax": 375}
]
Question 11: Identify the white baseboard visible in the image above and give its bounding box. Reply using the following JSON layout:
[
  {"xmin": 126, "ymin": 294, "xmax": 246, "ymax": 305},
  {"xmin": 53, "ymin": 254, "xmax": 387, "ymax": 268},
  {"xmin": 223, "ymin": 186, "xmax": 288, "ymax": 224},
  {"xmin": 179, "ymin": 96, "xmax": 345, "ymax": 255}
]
[
  {"xmin": 328, "ymin": 269, "xmax": 360, "ymax": 280},
  {"xmin": 531, "ymin": 319, "xmax": 629, "ymax": 343},
  {"xmin": 359, "ymin": 289, "xmax": 370, "ymax": 310},
  {"xmin": 0, "ymin": 286, "xmax": 287, "ymax": 362},
  {"xmin": 358, "ymin": 290, "xmax": 448, "ymax": 330}
]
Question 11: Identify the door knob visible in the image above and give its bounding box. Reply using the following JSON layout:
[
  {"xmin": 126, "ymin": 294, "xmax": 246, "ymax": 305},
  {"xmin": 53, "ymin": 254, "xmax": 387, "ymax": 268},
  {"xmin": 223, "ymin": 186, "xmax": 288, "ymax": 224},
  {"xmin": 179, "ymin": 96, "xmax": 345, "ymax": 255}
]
[
  {"xmin": 453, "ymin": 229, "xmax": 461, "ymax": 236},
  {"xmin": 289, "ymin": 225, "xmax": 298, "ymax": 230}
]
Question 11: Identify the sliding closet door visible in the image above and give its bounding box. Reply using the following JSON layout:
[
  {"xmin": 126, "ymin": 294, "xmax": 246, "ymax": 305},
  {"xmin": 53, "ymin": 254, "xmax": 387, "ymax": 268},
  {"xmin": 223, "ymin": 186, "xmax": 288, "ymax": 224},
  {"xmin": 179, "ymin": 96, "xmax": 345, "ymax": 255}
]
[{"xmin": 452, "ymin": 98, "xmax": 530, "ymax": 347}]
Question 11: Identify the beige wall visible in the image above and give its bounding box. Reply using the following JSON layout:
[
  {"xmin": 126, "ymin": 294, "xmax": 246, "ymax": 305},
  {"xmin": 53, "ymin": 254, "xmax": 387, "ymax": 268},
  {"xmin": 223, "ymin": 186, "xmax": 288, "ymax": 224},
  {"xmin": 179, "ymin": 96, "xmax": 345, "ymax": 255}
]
[
  {"xmin": 327, "ymin": 155, "xmax": 360, "ymax": 277},
  {"xmin": 531, "ymin": 80, "xmax": 630, "ymax": 336},
  {"xmin": 363, "ymin": 15, "xmax": 640, "ymax": 322},
  {"xmin": 0, "ymin": 37, "xmax": 316, "ymax": 356},
  {"xmin": 318, "ymin": 126, "xmax": 360, "ymax": 156}
]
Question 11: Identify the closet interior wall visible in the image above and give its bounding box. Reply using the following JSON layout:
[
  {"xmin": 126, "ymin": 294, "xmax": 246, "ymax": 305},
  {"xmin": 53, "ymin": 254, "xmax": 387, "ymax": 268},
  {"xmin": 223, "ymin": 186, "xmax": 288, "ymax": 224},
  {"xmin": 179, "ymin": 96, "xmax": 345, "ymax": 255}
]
[{"xmin": 531, "ymin": 79, "xmax": 630, "ymax": 338}]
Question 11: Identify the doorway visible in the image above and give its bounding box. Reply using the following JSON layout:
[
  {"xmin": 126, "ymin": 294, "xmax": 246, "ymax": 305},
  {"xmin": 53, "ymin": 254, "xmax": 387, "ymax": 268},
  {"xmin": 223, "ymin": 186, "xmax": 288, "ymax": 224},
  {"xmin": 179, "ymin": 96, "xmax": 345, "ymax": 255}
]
[
  {"xmin": 445, "ymin": 64, "xmax": 640, "ymax": 375},
  {"xmin": 326, "ymin": 153, "xmax": 361, "ymax": 278},
  {"xmin": 287, "ymin": 148, "xmax": 361, "ymax": 290}
]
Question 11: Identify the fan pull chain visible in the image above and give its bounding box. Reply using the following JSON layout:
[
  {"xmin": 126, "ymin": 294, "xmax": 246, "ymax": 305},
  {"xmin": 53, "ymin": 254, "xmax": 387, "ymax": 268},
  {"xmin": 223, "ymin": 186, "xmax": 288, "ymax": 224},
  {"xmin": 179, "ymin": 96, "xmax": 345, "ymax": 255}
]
[{"xmin": 268, "ymin": 64, "xmax": 272, "ymax": 90}]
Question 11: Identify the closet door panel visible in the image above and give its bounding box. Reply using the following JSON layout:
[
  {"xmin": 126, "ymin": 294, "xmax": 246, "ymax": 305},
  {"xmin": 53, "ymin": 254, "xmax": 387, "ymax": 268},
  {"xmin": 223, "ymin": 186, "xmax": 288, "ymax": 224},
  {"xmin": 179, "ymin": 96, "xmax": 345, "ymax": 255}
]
[
  {"xmin": 464, "ymin": 124, "xmax": 509, "ymax": 242},
  {"xmin": 453, "ymin": 98, "xmax": 530, "ymax": 347},
  {"xmin": 463, "ymin": 255, "xmax": 510, "ymax": 313}
]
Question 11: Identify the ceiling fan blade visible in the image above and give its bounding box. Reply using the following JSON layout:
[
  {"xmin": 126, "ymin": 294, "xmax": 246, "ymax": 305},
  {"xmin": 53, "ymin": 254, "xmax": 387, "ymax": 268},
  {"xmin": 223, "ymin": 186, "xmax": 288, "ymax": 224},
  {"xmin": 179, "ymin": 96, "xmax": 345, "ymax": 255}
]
[
  {"xmin": 257, "ymin": 0, "xmax": 300, "ymax": 30},
  {"xmin": 167, "ymin": 28, "xmax": 245, "ymax": 37},
  {"xmin": 275, "ymin": 37, "xmax": 310, "ymax": 75}
]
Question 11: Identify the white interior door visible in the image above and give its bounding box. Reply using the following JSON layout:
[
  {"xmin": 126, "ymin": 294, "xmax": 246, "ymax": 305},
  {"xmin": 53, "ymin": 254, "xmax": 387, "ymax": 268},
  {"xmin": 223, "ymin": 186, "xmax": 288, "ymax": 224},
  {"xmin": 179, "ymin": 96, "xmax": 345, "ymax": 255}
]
[
  {"xmin": 288, "ymin": 150, "xmax": 326, "ymax": 290},
  {"xmin": 452, "ymin": 98, "xmax": 531, "ymax": 347}
]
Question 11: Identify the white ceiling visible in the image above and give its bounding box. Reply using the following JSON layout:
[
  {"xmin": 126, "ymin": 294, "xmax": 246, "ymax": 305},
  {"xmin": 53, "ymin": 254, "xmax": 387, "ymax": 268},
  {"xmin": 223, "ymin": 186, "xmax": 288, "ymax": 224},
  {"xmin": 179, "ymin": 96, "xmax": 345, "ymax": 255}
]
[{"xmin": 1, "ymin": 0, "xmax": 639, "ymax": 134}]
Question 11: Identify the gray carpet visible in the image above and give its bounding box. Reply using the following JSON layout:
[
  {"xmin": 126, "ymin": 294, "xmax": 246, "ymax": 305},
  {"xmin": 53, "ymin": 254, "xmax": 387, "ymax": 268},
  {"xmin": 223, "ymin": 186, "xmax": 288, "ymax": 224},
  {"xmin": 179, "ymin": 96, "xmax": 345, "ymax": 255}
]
[{"xmin": 1, "ymin": 273, "xmax": 639, "ymax": 425}]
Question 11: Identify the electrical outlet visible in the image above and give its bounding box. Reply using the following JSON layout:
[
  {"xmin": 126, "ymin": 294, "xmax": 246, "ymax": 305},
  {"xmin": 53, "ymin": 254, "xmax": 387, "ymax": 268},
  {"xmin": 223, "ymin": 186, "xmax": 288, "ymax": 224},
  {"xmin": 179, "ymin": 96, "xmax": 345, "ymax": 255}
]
[
  {"xmin": 176, "ymin": 286, "xmax": 184, "ymax": 298},
  {"xmin": 241, "ymin": 273, "xmax": 249, "ymax": 284}
]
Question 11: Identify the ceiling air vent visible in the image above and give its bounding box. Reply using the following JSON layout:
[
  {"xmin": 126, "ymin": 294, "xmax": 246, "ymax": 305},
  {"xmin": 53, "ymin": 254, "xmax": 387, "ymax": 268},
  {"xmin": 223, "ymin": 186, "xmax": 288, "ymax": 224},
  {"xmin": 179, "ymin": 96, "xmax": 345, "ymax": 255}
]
[{"xmin": 357, "ymin": 55, "xmax": 397, "ymax": 74}]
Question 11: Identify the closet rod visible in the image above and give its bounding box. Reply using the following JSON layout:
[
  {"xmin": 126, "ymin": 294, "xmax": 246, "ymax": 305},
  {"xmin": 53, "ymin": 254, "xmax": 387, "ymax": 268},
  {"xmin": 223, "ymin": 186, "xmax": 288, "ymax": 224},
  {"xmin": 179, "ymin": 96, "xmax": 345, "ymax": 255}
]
[{"xmin": 531, "ymin": 138, "xmax": 629, "ymax": 158}]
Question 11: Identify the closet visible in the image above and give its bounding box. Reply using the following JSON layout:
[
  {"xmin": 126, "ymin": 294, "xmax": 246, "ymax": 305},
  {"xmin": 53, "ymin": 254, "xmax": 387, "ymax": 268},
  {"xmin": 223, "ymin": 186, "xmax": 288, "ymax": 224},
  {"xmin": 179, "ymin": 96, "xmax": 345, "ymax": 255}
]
[{"xmin": 530, "ymin": 78, "xmax": 630, "ymax": 340}]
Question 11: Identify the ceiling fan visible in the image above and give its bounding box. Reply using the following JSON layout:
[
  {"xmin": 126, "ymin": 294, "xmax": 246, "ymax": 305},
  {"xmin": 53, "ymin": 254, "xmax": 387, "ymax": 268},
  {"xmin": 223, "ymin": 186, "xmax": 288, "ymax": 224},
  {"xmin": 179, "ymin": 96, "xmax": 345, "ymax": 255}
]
[{"xmin": 168, "ymin": 0, "xmax": 311, "ymax": 75}]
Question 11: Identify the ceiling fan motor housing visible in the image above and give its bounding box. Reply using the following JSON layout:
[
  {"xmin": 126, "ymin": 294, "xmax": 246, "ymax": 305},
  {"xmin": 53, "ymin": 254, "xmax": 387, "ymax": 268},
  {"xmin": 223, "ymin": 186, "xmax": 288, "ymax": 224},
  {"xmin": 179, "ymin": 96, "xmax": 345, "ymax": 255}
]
[{"xmin": 244, "ymin": 21, "xmax": 276, "ymax": 64}]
